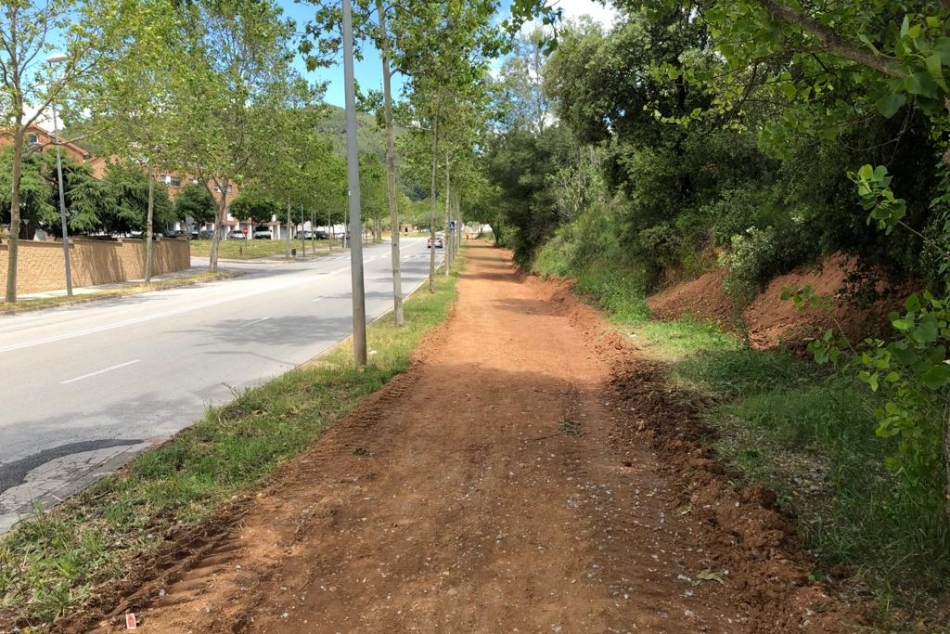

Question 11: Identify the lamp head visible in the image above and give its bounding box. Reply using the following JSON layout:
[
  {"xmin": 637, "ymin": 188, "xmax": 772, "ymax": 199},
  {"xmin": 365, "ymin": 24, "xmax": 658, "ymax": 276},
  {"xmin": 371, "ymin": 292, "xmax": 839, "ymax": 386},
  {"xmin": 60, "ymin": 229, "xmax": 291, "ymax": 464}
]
[{"xmin": 46, "ymin": 53, "xmax": 69, "ymax": 64}]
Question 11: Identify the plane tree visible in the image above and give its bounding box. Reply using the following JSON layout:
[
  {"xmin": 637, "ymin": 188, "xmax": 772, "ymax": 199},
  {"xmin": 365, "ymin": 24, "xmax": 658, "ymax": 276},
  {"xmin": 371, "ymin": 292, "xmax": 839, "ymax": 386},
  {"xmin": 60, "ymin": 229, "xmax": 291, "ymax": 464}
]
[{"xmin": 0, "ymin": 0, "xmax": 128, "ymax": 301}]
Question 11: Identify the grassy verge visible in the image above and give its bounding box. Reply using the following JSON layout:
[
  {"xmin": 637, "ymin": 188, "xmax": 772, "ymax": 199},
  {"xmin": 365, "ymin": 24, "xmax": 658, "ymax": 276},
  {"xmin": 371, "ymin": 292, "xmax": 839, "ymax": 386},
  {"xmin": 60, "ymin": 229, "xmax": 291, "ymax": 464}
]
[
  {"xmin": 189, "ymin": 238, "xmax": 332, "ymax": 259},
  {"xmin": 0, "ymin": 271, "xmax": 242, "ymax": 316},
  {"xmin": 0, "ymin": 262, "xmax": 459, "ymax": 630},
  {"xmin": 537, "ymin": 254, "xmax": 950, "ymax": 616}
]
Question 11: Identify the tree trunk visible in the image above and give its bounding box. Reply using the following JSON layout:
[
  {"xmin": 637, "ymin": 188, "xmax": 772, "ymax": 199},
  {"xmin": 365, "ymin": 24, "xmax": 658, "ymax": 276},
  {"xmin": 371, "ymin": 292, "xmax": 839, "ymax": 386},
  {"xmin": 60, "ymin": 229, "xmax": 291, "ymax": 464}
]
[
  {"xmin": 429, "ymin": 115, "xmax": 439, "ymax": 293},
  {"xmin": 378, "ymin": 0, "xmax": 404, "ymax": 325},
  {"xmin": 5, "ymin": 127, "xmax": 25, "ymax": 302},
  {"xmin": 206, "ymin": 179, "xmax": 226, "ymax": 273},
  {"xmin": 145, "ymin": 166, "xmax": 155, "ymax": 283},
  {"xmin": 286, "ymin": 201, "xmax": 292, "ymax": 258},
  {"xmin": 444, "ymin": 151, "xmax": 451, "ymax": 277}
]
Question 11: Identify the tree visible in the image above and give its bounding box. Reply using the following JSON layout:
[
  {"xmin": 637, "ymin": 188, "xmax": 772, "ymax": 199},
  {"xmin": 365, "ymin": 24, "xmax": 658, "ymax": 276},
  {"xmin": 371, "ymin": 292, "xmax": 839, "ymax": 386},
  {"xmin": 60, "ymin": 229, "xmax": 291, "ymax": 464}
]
[
  {"xmin": 86, "ymin": 0, "xmax": 192, "ymax": 282},
  {"xmin": 359, "ymin": 152, "xmax": 388, "ymax": 240},
  {"xmin": 0, "ymin": 0, "xmax": 125, "ymax": 301},
  {"xmin": 102, "ymin": 162, "xmax": 174, "ymax": 236},
  {"xmin": 169, "ymin": 0, "xmax": 302, "ymax": 272},
  {"xmin": 174, "ymin": 183, "xmax": 216, "ymax": 228}
]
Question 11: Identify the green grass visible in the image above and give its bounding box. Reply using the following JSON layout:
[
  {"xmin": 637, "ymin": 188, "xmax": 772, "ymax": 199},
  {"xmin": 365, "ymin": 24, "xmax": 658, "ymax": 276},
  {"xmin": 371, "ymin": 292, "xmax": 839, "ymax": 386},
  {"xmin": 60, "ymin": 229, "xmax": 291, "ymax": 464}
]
[
  {"xmin": 544, "ymin": 254, "xmax": 950, "ymax": 614},
  {"xmin": 189, "ymin": 238, "xmax": 333, "ymax": 259},
  {"xmin": 0, "ymin": 259, "xmax": 460, "ymax": 630},
  {"xmin": 0, "ymin": 271, "xmax": 241, "ymax": 315}
]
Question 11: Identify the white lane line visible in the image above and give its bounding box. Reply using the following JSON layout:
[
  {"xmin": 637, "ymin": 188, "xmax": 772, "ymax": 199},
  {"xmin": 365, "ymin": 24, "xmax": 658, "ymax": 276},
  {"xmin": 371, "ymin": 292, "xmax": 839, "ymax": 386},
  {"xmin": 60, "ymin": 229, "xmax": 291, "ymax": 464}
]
[
  {"xmin": 62, "ymin": 359, "xmax": 141, "ymax": 385},
  {"xmin": 312, "ymin": 296, "xmax": 325, "ymax": 303},
  {"xmin": 246, "ymin": 317, "xmax": 270, "ymax": 327},
  {"xmin": 0, "ymin": 252, "xmax": 421, "ymax": 354}
]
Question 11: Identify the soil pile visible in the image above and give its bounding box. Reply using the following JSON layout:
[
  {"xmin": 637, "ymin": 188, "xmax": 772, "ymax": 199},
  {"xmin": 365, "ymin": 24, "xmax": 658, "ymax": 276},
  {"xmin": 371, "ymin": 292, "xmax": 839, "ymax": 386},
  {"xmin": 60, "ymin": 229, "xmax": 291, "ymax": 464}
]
[{"xmin": 648, "ymin": 254, "xmax": 909, "ymax": 349}]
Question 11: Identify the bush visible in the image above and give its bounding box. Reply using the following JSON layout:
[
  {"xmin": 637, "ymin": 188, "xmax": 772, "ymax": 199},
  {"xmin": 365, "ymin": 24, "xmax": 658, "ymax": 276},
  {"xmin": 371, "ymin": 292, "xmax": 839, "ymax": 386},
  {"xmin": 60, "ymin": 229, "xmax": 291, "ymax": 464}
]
[{"xmin": 719, "ymin": 220, "xmax": 820, "ymax": 304}]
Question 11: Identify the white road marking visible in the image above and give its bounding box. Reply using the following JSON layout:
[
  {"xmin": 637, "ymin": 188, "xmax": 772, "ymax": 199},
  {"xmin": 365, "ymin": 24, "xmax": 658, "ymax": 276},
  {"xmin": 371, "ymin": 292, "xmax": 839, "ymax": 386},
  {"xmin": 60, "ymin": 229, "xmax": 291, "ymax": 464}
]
[
  {"xmin": 246, "ymin": 317, "xmax": 270, "ymax": 327},
  {"xmin": 62, "ymin": 359, "xmax": 141, "ymax": 385}
]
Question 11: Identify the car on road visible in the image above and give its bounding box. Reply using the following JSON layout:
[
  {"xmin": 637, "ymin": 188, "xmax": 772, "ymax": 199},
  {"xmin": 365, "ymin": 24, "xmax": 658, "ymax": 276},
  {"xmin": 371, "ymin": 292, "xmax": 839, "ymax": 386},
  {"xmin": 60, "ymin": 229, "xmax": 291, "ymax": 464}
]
[
  {"xmin": 299, "ymin": 230, "xmax": 330, "ymax": 240},
  {"xmin": 228, "ymin": 229, "xmax": 247, "ymax": 239},
  {"xmin": 428, "ymin": 236, "xmax": 444, "ymax": 249},
  {"xmin": 253, "ymin": 226, "xmax": 273, "ymax": 239}
]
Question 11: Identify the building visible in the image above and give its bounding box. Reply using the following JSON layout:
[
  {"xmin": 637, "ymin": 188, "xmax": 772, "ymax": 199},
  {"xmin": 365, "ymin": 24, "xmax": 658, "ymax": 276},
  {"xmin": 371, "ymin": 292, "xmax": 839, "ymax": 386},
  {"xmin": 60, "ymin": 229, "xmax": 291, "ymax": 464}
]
[{"xmin": 0, "ymin": 124, "xmax": 107, "ymax": 179}]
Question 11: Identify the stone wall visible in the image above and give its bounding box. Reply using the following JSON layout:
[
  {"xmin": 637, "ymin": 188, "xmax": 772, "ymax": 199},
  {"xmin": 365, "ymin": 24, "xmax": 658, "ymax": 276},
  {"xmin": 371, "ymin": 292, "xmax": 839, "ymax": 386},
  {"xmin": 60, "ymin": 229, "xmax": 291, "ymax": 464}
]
[{"xmin": 0, "ymin": 237, "xmax": 190, "ymax": 295}]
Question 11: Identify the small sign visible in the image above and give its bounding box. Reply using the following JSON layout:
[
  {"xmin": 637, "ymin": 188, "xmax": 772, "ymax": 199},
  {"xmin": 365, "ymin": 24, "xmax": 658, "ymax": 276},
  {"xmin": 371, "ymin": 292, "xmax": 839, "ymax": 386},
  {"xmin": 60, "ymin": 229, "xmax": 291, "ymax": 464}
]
[
  {"xmin": 126, "ymin": 613, "xmax": 137, "ymax": 629},
  {"xmin": 242, "ymin": 227, "xmax": 249, "ymax": 235}
]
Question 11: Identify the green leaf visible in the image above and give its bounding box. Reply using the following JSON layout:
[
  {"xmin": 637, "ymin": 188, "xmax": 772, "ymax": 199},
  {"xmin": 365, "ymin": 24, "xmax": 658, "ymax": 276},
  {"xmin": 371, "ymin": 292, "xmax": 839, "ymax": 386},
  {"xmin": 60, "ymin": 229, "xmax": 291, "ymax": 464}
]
[
  {"xmin": 857, "ymin": 164, "xmax": 874, "ymax": 180},
  {"xmin": 925, "ymin": 53, "xmax": 949, "ymax": 92},
  {"xmin": 901, "ymin": 15, "xmax": 910, "ymax": 38},
  {"xmin": 920, "ymin": 364, "xmax": 950, "ymax": 389},
  {"xmin": 904, "ymin": 294, "xmax": 921, "ymax": 312},
  {"xmin": 934, "ymin": 37, "xmax": 950, "ymax": 65},
  {"xmin": 912, "ymin": 314, "xmax": 939, "ymax": 344},
  {"xmin": 892, "ymin": 317, "xmax": 914, "ymax": 331},
  {"xmin": 905, "ymin": 72, "xmax": 938, "ymax": 97},
  {"xmin": 875, "ymin": 93, "xmax": 906, "ymax": 118},
  {"xmin": 696, "ymin": 571, "xmax": 724, "ymax": 584}
]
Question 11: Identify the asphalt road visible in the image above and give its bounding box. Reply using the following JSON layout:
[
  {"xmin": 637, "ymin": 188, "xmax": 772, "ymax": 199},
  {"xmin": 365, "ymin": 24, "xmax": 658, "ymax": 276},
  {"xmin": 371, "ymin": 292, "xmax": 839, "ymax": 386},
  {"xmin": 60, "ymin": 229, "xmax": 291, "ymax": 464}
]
[{"xmin": 0, "ymin": 239, "xmax": 443, "ymax": 532}]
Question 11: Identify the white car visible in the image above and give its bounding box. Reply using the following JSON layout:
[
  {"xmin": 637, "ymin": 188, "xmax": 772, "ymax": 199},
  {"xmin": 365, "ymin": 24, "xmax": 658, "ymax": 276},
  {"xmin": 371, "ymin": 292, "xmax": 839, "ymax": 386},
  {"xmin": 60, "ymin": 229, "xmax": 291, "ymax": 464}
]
[{"xmin": 253, "ymin": 226, "xmax": 273, "ymax": 239}]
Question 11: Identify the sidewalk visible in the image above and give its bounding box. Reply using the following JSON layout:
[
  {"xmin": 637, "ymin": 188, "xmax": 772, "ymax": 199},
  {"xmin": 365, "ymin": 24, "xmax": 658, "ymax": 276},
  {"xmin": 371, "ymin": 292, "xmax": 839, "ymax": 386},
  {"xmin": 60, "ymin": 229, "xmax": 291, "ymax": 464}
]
[{"xmin": 17, "ymin": 261, "xmax": 212, "ymax": 301}]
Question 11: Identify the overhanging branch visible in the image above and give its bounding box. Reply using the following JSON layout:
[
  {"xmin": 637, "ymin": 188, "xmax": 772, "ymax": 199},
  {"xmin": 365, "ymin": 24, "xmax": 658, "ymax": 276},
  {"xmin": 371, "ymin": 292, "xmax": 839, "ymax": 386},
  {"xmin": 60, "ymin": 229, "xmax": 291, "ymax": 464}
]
[{"xmin": 756, "ymin": 0, "xmax": 905, "ymax": 79}]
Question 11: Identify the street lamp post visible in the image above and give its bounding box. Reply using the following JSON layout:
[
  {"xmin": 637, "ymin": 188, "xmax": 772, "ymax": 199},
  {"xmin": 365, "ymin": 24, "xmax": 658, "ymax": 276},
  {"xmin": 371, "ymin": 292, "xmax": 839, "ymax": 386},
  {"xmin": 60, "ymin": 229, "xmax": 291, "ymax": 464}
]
[{"xmin": 48, "ymin": 53, "xmax": 72, "ymax": 297}]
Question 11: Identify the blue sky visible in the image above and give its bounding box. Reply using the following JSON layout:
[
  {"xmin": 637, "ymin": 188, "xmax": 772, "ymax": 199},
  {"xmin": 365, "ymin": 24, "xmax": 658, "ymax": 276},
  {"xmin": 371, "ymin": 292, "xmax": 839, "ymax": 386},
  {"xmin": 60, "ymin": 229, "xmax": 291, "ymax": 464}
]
[{"xmin": 280, "ymin": 0, "xmax": 619, "ymax": 108}]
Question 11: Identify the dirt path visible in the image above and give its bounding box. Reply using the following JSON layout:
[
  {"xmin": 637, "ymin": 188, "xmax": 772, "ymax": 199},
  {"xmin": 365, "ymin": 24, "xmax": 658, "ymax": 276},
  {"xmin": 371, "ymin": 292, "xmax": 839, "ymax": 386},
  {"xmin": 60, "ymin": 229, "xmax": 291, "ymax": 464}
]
[{"xmin": 86, "ymin": 243, "xmax": 859, "ymax": 633}]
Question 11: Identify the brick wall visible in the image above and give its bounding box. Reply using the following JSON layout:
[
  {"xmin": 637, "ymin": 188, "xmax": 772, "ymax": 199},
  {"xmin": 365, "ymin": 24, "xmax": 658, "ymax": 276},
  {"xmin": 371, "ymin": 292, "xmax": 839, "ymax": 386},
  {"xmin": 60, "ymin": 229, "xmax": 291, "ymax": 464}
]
[{"xmin": 0, "ymin": 238, "xmax": 190, "ymax": 295}]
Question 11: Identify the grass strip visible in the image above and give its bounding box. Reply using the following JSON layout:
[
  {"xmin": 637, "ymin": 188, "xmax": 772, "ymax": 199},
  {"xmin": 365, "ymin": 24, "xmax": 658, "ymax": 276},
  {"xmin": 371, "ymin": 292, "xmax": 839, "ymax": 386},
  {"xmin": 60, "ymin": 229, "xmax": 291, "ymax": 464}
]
[
  {"xmin": 0, "ymin": 260, "xmax": 460, "ymax": 630},
  {"xmin": 0, "ymin": 271, "xmax": 242, "ymax": 316},
  {"xmin": 189, "ymin": 238, "xmax": 330, "ymax": 259}
]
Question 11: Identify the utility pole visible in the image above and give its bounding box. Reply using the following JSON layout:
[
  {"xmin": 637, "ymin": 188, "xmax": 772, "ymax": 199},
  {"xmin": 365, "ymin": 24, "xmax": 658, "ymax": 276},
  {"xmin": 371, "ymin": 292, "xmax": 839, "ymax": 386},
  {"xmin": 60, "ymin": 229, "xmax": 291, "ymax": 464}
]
[{"xmin": 342, "ymin": 0, "xmax": 367, "ymax": 367}]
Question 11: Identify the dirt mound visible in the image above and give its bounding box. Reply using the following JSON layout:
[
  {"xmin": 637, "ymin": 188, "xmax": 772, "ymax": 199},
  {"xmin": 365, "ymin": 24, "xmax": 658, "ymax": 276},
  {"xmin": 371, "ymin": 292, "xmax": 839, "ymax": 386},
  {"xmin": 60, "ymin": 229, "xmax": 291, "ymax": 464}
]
[
  {"xmin": 648, "ymin": 268, "xmax": 735, "ymax": 330},
  {"xmin": 648, "ymin": 254, "xmax": 909, "ymax": 349}
]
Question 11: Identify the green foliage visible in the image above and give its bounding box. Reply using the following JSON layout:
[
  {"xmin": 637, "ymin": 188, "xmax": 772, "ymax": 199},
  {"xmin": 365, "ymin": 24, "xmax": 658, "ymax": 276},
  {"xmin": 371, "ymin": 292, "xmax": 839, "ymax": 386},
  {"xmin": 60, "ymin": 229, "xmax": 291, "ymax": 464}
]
[
  {"xmin": 101, "ymin": 163, "xmax": 175, "ymax": 234},
  {"xmin": 719, "ymin": 222, "xmax": 818, "ymax": 305},
  {"xmin": 228, "ymin": 188, "xmax": 279, "ymax": 225},
  {"xmin": 850, "ymin": 164, "xmax": 908, "ymax": 235},
  {"xmin": 174, "ymin": 183, "xmax": 216, "ymax": 225},
  {"xmin": 858, "ymin": 292, "xmax": 950, "ymax": 492}
]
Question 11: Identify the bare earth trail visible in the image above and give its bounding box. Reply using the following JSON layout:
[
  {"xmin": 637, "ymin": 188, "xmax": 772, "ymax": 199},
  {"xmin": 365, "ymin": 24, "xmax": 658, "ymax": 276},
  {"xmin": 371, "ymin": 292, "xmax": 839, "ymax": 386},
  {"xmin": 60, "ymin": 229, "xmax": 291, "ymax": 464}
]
[{"xmin": 87, "ymin": 243, "xmax": 860, "ymax": 633}]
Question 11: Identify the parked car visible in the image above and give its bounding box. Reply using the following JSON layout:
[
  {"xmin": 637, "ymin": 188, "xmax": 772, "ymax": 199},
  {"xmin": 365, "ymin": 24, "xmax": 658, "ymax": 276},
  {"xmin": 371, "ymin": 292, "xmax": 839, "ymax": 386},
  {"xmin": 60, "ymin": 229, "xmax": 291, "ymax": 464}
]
[
  {"xmin": 199, "ymin": 229, "xmax": 216, "ymax": 240},
  {"xmin": 228, "ymin": 229, "xmax": 247, "ymax": 239},
  {"xmin": 427, "ymin": 236, "xmax": 444, "ymax": 249},
  {"xmin": 299, "ymin": 230, "xmax": 329, "ymax": 240},
  {"xmin": 253, "ymin": 226, "xmax": 273, "ymax": 239}
]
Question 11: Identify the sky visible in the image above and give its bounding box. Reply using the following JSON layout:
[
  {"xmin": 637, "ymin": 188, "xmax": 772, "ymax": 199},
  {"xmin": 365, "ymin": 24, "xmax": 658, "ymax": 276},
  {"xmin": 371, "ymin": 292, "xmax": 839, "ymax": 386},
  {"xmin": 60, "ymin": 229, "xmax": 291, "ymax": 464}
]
[{"xmin": 281, "ymin": 0, "xmax": 620, "ymax": 109}]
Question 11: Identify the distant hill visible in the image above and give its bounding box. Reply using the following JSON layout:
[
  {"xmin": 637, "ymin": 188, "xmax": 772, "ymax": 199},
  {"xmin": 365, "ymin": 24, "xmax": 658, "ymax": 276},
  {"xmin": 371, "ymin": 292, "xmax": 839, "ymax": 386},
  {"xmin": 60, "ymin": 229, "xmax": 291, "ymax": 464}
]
[{"xmin": 318, "ymin": 105, "xmax": 389, "ymax": 161}]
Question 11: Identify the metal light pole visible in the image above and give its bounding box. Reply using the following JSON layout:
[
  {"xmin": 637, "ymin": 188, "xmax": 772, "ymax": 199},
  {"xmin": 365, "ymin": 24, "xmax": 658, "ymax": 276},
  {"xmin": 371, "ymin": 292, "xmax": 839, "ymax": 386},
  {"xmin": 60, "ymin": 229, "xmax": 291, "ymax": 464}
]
[
  {"xmin": 48, "ymin": 53, "xmax": 73, "ymax": 296},
  {"xmin": 342, "ymin": 0, "xmax": 367, "ymax": 367}
]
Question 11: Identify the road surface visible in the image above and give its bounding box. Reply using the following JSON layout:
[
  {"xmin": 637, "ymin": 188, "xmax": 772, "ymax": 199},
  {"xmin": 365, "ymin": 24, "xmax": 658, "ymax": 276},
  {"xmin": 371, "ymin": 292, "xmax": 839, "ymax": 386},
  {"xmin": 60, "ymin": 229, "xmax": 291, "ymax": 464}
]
[{"xmin": 0, "ymin": 239, "xmax": 442, "ymax": 532}]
